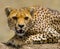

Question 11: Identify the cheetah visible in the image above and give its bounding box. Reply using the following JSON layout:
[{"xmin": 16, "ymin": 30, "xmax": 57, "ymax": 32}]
[{"xmin": 4, "ymin": 6, "xmax": 60, "ymax": 49}]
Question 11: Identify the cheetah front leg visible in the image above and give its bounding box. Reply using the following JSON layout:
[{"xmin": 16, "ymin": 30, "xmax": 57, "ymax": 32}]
[
  {"xmin": 4, "ymin": 40, "xmax": 21, "ymax": 49},
  {"xmin": 4, "ymin": 37, "xmax": 24, "ymax": 49}
]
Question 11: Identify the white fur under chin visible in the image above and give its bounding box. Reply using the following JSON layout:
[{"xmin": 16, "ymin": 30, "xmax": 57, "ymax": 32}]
[{"xmin": 16, "ymin": 33, "xmax": 25, "ymax": 36}]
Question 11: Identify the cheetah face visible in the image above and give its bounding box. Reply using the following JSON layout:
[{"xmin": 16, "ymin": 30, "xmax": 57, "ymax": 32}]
[{"xmin": 5, "ymin": 7, "xmax": 33, "ymax": 36}]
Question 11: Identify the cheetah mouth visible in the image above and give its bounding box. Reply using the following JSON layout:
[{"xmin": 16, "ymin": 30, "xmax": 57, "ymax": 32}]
[{"xmin": 15, "ymin": 29, "xmax": 25, "ymax": 36}]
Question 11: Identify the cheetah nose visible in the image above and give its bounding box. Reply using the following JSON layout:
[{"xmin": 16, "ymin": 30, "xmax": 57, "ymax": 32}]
[{"xmin": 18, "ymin": 25, "xmax": 24, "ymax": 28}]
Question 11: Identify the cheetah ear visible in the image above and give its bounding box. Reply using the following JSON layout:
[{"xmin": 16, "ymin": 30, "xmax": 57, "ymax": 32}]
[
  {"xmin": 5, "ymin": 7, "xmax": 12, "ymax": 16},
  {"xmin": 23, "ymin": 7, "xmax": 35, "ymax": 16},
  {"xmin": 25, "ymin": 7, "xmax": 35, "ymax": 16},
  {"xmin": 30, "ymin": 8, "xmax": 35, "ymax": 16}
]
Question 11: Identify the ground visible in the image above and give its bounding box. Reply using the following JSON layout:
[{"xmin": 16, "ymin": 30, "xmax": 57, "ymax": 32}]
[
  {"xmin": 22, "ymin": 43, "xmax": 60, "ymax": 49},
  {"xmin": 0, "ymin": 42, "xmax": 60, "ymax": 49}
]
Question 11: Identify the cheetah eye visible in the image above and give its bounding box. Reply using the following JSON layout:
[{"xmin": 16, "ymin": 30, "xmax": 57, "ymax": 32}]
[
  {"xmin": 12, "ymin": 17, "xmax": 17, "ymax": 20},
  {"xmin": 24, "ymin": 17, "xmax": 29, "ymax": 20}
]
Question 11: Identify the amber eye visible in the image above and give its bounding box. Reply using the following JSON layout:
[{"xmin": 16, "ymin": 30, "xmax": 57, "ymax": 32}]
[
  {"xmin": 12, "ymin": 17, "xmax": 17, "ymax": 20},
  {"xmin": 24, "ymin": 17, "xmax": 29, "ymax": 20}
]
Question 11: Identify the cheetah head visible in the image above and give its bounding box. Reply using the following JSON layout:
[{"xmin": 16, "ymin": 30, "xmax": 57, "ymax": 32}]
[{"xmin": 5, "ymin": 7, "xmax": 35, "ymax": 36}]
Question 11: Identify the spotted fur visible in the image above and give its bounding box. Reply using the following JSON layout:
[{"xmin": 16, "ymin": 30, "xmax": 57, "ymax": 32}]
[
  {"xmin": 25, "ymin": 6, "xmax": 60, "ymax": 44},
  {"xmin": 5, "ymin": 6, "xmax": 60, "ymax": 49}
]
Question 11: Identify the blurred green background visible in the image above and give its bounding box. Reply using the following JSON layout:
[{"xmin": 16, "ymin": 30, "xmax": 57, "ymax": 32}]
[{"xmin": 0, "ymin": 0, "xmax": 60, "ymax": 43}]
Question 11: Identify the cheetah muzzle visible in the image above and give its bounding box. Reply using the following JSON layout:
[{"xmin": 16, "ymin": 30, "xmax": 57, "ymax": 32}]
[{"xmin": 15, "ymin": 27, "xmax": 25, "ymax": 36}]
